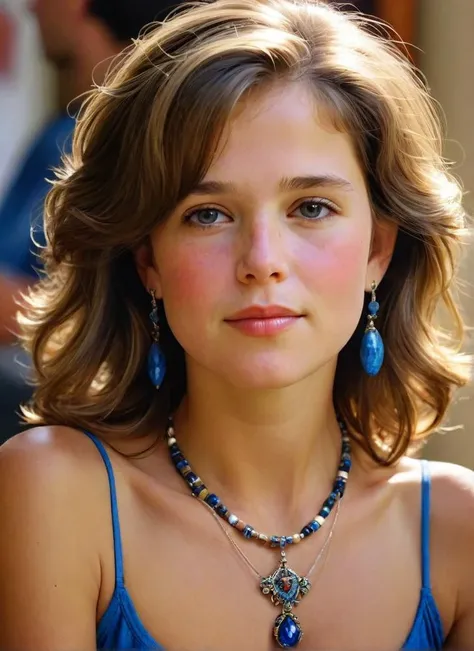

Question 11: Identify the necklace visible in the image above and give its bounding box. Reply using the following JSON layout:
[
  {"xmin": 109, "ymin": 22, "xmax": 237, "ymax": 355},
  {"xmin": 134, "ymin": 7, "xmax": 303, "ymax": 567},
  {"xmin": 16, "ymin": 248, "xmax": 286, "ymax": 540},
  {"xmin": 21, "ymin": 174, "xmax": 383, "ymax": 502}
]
[
  {"xmin": 204, "ymin": 497, "xmax": 340, "ymax": 581},
  {"xmin": 202, "ymin": 497, "xmax": 340, "ymax": 647},
  {"xmin": 166, "ymin": 416, "xmax": 351, "ymax": 648}
]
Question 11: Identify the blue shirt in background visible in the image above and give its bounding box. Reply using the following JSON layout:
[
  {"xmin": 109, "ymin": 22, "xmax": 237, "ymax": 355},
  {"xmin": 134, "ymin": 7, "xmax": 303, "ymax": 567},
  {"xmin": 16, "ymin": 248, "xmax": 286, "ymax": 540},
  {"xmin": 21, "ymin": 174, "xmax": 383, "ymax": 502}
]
[{"xmin": 0, "ymin": 114, "xmax": 74, "ymax": 279}]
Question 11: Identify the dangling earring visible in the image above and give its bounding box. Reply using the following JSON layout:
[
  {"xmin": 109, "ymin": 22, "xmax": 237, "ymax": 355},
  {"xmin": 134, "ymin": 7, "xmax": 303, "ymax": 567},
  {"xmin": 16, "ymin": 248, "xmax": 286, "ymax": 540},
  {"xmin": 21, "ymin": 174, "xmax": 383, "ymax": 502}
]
[
  {"xmin": 360, "ymin": 281, "xmax": 384, "ymax": 376},
  {"xmin": 148, "ymin": 289, "xmax": 167, "ymax": 389}
]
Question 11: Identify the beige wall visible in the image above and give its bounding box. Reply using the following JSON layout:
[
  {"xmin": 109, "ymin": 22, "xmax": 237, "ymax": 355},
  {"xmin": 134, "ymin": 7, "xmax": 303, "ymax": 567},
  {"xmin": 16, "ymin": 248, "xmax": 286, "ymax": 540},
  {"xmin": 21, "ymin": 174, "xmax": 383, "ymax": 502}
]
[{"xmin": 419, "ymin": 0, "xmax": 474, "ymax": 468}]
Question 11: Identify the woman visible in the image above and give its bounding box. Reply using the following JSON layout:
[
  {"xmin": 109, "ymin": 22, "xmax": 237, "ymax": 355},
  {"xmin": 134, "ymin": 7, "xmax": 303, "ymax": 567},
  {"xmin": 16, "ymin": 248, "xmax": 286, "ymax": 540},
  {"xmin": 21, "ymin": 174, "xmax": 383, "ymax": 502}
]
[{"xmin": 0, "ymin": 1, "xmax": 473, "ymax": 649}]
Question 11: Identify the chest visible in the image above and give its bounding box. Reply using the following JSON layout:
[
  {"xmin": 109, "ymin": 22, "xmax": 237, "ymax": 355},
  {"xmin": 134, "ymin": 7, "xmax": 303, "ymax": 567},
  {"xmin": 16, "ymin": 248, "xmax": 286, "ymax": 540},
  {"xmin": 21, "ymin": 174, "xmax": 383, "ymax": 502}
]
[{"xmin": 97, "ymin": 488, "xmax": 446, "ymax": 651}]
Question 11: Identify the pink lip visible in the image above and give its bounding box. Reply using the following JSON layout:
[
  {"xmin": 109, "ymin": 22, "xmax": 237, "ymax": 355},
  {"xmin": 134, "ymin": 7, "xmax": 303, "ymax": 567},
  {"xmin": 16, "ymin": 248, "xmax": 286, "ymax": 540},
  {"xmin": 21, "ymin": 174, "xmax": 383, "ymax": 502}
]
[
  {"xmin": 226, "ymin": 305, "xmax": 301, "ymax": 320},
  {"xmin": 225, "ymin": 305, "xmax": 303, "ymax": 337}
]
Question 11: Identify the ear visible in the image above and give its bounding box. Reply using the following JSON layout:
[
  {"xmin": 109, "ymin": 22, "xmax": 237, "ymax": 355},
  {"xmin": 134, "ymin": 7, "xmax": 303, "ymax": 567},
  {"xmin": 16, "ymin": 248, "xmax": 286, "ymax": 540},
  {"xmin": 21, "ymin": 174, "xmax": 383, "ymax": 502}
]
[
  {"xmin": 365, "ymin": 218, "xmax": 398, "ymax": 291},
  {"xmin": 134, "ymin": 241, "xmax": 163, "ymax": 298}
]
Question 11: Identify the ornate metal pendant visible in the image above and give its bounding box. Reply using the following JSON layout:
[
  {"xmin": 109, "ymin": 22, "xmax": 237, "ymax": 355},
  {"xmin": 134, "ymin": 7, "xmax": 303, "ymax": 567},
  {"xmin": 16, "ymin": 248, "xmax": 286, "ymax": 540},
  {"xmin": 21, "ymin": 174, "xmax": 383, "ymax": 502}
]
[{"xmin": 260, "ymin": 551, "xmax": 311, "ymax": 648}]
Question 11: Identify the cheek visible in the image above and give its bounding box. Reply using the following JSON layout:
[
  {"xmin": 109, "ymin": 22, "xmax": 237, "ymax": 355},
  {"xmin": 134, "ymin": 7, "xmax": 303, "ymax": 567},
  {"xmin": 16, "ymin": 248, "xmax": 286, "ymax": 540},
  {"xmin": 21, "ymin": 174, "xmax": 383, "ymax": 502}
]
[
  {"xmin": 158, "ymin": 242, "xmax": 229, "ymax": 311},
  {"xmin": 300, "ymin": 229, "xmax": 370, "ymax": 292}
]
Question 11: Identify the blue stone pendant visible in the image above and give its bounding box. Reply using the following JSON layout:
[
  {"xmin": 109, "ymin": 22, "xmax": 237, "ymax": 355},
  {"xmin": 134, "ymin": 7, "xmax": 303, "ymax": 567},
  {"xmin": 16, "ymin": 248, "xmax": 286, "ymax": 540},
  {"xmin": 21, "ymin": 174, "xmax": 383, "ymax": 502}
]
[
  {"xmin": 261, "ymin": 551, "xmax": 309, "ymax": 648},
  {"xmin": 360, "ymin": 328, "xmax": 384, "ymax": 376},
  {"xmin": 274, "ymin": 612, "xmax": 303, "ymax": 648},
  {"xmin": 147, "ymin": 342, "xmax": 166, "ymax": 389}
]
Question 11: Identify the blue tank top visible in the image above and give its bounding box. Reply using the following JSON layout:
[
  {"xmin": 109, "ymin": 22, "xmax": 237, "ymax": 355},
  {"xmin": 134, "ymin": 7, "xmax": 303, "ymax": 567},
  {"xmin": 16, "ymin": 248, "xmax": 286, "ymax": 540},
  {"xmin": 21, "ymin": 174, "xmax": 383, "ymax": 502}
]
[{"xmin": 85, "ymin": 432, "xmax": 445, "ymax": 650}]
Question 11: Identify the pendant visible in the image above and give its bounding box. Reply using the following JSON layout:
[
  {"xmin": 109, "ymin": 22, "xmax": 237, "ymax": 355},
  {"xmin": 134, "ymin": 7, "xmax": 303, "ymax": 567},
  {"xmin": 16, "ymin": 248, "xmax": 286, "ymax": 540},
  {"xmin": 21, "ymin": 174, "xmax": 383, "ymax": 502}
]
[{"xmin": 260, "ymin": 551, "xmax": 311, "ymax": 648}]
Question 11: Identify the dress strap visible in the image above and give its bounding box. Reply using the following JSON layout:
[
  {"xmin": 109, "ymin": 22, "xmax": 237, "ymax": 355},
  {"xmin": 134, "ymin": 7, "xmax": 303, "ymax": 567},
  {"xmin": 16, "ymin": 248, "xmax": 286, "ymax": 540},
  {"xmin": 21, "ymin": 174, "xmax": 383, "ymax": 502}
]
[
  {"xmin": 84, "ymin": 431, "xmax": 125, "ymax": 587},
  {"xmin": 420, "ymin": 459, "xmax": 431, "ymax": 589}
]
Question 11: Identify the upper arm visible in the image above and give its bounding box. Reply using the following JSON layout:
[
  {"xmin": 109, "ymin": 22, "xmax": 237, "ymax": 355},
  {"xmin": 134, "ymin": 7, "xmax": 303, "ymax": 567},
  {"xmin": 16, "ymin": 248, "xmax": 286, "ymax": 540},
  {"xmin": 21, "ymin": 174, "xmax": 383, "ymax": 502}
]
[
  {"xmin": 430, "ymin": 463, "xmax": 474, "ymax": 649},
  {"xmin": 0, "ymin": 429, "xmax": 102, "ymax": 650}
]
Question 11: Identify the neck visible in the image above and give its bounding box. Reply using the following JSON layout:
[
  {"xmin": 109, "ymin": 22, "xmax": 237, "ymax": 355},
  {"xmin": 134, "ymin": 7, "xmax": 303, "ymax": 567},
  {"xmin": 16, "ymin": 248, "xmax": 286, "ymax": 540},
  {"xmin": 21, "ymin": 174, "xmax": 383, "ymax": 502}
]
[{"xmin": 172, "ymin": 360, "xmax": 344, "ymax": 529}]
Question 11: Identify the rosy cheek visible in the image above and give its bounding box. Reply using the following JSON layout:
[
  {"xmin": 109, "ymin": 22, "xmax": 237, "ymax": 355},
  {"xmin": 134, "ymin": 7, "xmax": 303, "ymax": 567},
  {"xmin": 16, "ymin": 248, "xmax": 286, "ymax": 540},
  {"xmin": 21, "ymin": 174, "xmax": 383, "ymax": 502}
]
[
  {"xmin": 160, "ymin": 245, "xmax": 229, "ymax": 308},
  {"xmin": 299, "ymin": 231, "xmax": 369, "ymax": 296}
]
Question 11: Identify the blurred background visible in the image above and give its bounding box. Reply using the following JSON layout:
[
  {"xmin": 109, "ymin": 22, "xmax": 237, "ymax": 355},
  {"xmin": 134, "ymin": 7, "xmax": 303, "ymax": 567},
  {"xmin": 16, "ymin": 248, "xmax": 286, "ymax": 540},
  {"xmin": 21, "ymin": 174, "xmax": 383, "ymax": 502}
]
[{"xmin": 0, "ymin": 0, "xmax": 472, "ymax": 464}]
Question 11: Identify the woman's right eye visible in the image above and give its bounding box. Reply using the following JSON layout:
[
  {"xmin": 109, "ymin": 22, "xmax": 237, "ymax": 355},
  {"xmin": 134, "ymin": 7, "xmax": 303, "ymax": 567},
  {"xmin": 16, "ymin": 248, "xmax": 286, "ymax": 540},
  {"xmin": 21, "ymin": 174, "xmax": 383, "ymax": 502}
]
[{"xmin": 183, "ymin": 207, "xmax": 230, "ymax": 228}]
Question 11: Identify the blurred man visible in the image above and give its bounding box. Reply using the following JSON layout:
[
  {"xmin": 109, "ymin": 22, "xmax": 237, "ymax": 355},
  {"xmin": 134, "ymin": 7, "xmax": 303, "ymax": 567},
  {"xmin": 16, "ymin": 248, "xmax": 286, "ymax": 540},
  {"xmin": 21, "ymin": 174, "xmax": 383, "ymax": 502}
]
[{"xmin": 0, "ymin": 0, "xmax": 183, "ymax": 438}]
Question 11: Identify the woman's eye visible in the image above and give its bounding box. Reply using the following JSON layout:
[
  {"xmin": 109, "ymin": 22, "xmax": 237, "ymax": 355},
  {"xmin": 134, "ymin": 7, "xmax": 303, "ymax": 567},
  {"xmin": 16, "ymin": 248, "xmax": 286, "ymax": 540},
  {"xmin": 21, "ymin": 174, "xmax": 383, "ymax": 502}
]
[
  {"xmin": 185, "ymin": 208, "xmax": 229, "ymax": 227},
  {"xmin": 293, "ymin": 200, "xmax": 336, "ymax": 220}
]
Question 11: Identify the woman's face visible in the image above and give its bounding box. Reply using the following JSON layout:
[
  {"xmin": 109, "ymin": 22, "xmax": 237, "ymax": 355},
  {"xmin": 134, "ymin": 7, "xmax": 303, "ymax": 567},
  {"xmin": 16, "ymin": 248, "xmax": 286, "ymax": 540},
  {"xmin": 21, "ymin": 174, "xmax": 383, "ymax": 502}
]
[{"xmin": 142, "ymin": 82, "xmax": 393, "ymax": 389}]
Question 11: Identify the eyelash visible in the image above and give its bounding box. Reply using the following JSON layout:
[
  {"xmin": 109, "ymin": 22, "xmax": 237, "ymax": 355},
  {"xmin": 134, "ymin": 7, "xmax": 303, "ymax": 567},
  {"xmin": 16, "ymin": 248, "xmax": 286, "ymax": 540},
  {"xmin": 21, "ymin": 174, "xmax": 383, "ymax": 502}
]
[{"xmin": 182, "ymin": 197, "xmax": 339, "ymax": 230}]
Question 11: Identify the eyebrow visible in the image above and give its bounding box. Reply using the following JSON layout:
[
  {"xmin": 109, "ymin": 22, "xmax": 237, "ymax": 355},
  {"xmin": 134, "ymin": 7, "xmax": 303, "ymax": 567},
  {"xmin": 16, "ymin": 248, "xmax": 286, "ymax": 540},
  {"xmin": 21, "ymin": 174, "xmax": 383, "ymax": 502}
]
[{"xmin": 189, "ymin": 174, "xmax": 354, "ymax": 196}]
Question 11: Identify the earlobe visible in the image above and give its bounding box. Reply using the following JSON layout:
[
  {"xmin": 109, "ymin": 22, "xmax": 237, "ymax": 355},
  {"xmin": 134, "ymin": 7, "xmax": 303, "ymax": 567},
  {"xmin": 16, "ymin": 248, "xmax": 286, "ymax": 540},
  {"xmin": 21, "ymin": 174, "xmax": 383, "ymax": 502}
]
[{"xmin": 365, "ymin": 219, "xmax": 398, "ymax": 291}]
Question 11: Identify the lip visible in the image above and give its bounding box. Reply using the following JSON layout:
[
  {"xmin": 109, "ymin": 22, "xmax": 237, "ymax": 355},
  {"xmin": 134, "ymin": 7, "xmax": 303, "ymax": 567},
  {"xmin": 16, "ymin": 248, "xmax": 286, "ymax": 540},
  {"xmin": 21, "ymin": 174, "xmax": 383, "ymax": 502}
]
[
  {"xmin": 225, "ymin": 305, "xmax": 301, "ymax": 321},
  {"xmin": 224, "ymin": 305, "xmax": 304, "ymax": 337}
]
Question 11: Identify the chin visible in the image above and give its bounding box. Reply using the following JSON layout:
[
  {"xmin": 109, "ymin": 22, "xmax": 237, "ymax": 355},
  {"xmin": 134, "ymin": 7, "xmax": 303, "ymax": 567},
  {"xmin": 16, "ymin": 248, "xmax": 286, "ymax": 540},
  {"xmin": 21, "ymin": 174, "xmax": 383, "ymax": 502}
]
[{"xmin": 221, "ymin": 357, "xmax": 332, "ymax": 391}]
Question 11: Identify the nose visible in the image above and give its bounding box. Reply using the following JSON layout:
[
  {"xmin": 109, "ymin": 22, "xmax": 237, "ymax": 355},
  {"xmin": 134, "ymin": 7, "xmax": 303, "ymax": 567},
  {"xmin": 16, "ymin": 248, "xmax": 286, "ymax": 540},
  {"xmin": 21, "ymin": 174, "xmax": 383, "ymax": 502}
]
[{"xmin": 236, "ymin": 216, "xmax": 290, "ymax": 285}]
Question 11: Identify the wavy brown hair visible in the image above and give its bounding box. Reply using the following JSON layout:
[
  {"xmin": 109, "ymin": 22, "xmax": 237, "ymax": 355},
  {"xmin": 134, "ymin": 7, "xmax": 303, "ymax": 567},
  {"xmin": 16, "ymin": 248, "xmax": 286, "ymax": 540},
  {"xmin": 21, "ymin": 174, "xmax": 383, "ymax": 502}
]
[{"xmin": 20, "ymin": 0, "xmax": 471, "ymax": 463}]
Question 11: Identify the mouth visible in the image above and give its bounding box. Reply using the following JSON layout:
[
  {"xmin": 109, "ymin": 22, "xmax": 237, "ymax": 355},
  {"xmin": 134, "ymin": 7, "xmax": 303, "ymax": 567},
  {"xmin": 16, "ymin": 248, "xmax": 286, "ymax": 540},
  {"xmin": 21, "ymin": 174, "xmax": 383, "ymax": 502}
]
[
  {"xmin": 224, "ymin": 305, "xmax": 304, "ymax": 337},
  {"xmin": 225, "ymin": 305, "xmax": 303, "ymax": 321}
]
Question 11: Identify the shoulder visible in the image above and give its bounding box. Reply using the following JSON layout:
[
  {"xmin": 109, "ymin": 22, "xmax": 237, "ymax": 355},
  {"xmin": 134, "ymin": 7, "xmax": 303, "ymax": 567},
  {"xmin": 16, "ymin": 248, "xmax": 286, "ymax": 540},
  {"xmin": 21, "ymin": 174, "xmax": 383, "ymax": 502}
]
[
  {"xmin": 0, "ymin": 426, "xmax": 109, "ymax": 647},
  {"xmin": 428, "ymin": 460, "xmax": 474, "ymax": 530},
  {"xmin": 425, "ymin": 461, "xmax": 474, "ymax": 643},
  {"xmin": 0, "ymin": 425, "xmax": 115, "ymax": 576},
  {"xmin": 0, "ymin": 425, "xmax": 108, "ymax": 492},
  {"xmin": 0, "ymin": 425, "xmax": 111, "ymax": 552}
]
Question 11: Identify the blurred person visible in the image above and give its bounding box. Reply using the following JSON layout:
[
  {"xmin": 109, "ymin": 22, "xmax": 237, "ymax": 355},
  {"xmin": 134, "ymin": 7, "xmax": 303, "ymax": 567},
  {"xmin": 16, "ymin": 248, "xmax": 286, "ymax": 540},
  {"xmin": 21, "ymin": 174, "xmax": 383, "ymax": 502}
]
[
  {"xmin": 329, "ymin": 1, "xmax": 417, "ymax": 56},
  {"xmin": 0, "ymin": 0, "xmax": 184, "ymax": 440},
  {"xmin": 1, "ymin": 2, "xmax": 473, "ymax": 649}
]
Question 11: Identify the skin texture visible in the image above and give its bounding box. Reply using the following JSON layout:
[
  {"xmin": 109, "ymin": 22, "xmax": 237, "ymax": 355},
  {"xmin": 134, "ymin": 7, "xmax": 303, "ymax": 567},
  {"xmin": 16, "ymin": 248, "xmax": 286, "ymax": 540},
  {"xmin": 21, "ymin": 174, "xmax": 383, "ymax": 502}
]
[{"xmin": 0, "ymin": 82, "xmax": 473, "ymax": 651}]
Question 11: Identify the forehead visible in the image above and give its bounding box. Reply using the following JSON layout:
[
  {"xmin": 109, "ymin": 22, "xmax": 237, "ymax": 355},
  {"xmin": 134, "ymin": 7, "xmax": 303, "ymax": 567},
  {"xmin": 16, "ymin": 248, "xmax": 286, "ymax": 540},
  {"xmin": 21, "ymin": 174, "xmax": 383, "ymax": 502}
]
[{"xmin": 205, "ymin": 82, "xmax": 366, "ymax": 191}]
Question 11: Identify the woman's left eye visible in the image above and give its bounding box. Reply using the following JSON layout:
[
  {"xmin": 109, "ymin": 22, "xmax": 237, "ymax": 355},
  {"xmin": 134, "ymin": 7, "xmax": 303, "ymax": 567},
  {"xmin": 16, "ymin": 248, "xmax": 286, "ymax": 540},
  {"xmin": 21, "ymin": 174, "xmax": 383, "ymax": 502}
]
[{"xmin": 292, "ymin": 199, "xmax": 337, "ymax": 221}]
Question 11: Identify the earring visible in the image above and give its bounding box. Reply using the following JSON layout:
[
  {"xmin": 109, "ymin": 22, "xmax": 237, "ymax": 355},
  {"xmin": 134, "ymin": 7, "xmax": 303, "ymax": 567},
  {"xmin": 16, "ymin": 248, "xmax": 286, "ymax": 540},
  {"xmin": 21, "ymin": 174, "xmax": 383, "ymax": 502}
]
[
  {"xmin": 148, "ymin": 289, "xmax": 167, "ymax": 389},
  {"xmin": 360, "ymin": 281, "xmax": 384, "ymax": 377}
]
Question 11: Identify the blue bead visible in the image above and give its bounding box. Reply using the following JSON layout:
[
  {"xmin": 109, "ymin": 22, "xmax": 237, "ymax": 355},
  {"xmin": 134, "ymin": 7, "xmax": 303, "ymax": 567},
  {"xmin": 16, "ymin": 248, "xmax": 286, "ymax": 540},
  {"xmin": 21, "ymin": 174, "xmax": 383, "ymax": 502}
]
[
  {"xmin": 276, "ymin": 615, "xmax": 302, "ymax": 648},
  {"xmin": 173, "ymin": 454, "xmax": 184, "ymax": 465},
  {"xmin": 360, "ymin": 328, "xmax": 384, "ymax": 376},
  {"xmin": 286, "ymin": 536, "xmax": 294, "ymax": 545},
  {"xmin": 243, "ymin": 526, "xmax": 253, "ymax": 539},
  {"xmin": 368, "ymin": 300, "xmax": 379, "ymax": 315},
  {"xmin": 301, "ymin": 526, "xmax": 312, "ymax": 537},
  {"xmin": 323, "ymin": 496, "xmax": 336, "ymax": 509},
  {"xmin": 169, "ymin": 444, "xmax": 180, "ymax": 457},
  {"xmin": 176, "ymin": 459, "xmax": 188, "ymax": 470},
  {"xmin": 319, "ymin": 506, "xmax": 331, "ymax": 518},
  {"xmin": 216, "ymin": 504, "xmax": 228, "ymax": 517},
  {"xmin": 192, "ymin": 484, "xmax": 205, "ymax": 496},
  {"xmin": 310, "ymin": 520, "xmax": 321, "ymax": 532},
  {"xmin": 340, "ymin": 458, "xmax": 352, "ymax": 472},
  {"xmin": 186, "ymin": 472, "xmax": 198, "ymax": 484},
  {"xmin": 148, "ymin": 342, "xmax": 167, "ymax": 388},
  {"xmin": 205, "ymin": 493, "xmax": 220, "ymax": 507}
]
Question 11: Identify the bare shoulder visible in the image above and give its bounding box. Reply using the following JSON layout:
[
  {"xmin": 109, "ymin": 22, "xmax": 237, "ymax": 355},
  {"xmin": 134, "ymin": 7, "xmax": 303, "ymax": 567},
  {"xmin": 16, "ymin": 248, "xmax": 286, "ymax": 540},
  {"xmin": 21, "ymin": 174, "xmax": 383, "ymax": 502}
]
[
  {"xmin": 0, "ymin": 426, "xmax": 110, "ymax": 649},
  {"xmin": 0, "ymin": 425, "xmax": 113, "ymax": 521},
  {"xmin": 395, "ymin": 457, "xmax": 474, "ymax": 543},
  {"xmin": 428, "ymin": 459, "xmax": 474, "ymax": 530},
  {"xmin": 424, "ymin": 460, "xmax": 474, "ymax": 645}
]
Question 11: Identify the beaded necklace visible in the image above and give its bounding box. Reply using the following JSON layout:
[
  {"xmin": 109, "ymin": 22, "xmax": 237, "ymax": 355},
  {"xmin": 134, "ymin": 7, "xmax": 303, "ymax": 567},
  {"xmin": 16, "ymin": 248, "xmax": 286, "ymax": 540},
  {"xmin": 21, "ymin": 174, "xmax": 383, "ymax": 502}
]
[{"xmin": 166, "ymin": 416, "xmax": 351, "ymax": 649}]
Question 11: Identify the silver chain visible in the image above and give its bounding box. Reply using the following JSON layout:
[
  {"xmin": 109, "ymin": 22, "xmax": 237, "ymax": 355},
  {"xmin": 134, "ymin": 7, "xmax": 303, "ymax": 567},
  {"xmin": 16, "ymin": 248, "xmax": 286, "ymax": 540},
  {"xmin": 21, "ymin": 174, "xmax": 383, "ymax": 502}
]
[{"xmin": 202, "ymin": 497, "xmax": 341, "ymax": 581}]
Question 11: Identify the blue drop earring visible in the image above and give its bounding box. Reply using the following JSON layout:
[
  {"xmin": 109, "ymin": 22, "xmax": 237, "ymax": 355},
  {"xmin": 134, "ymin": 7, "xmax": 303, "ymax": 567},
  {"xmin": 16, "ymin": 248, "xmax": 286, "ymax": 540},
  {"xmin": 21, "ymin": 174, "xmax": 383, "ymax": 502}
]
[
  {"xmin": 148, "ymin": 289, "xmax": 167, "ymax": 389},
  {"xmin": 360, "ymin": 281, "xmax": 384, "ymax": 377}
]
